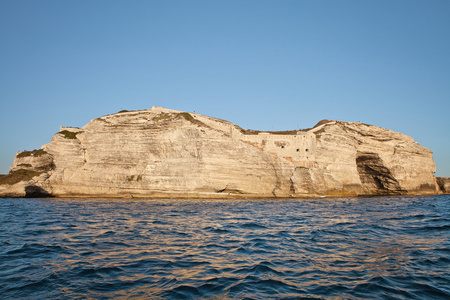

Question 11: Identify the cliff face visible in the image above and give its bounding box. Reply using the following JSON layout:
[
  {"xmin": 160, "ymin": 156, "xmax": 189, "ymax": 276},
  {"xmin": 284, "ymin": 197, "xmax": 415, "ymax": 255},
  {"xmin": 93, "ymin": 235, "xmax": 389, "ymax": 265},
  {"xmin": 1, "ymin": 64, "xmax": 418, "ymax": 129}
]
[
  {"xmin": 0, "ymin": 107, "xmax": 440, "ymax": 198},
  {"xmin": 306, "ymin": 121, "xmax": 438, "ymax": 196}
]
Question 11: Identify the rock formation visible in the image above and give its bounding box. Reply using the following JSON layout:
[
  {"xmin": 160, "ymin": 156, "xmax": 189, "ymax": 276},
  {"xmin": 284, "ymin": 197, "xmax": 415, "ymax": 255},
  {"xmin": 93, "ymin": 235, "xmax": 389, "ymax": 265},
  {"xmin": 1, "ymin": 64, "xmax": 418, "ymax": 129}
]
[
  {"xmin": 0, "ymin": 107, "xmax": 443, "ymax": 198},
  {"xmin": 437, "ymin": 177, "xmax": 450, "ymax": 194}
]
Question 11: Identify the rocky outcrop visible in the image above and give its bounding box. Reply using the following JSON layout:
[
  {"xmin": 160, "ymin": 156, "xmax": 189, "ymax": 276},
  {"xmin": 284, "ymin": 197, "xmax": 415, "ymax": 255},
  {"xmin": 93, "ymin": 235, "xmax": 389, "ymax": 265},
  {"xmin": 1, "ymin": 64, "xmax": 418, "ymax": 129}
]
[
  {"xmin": 0, "ymin": 107, "xmax": 441, "ymax": 198},
  {"xmin": 308, "ymin": 120, "xmax": 438, "ymax": 196},
  {"xmin": 0, "ymin": 149, "xmax": 54, "ymax": 197},
  {"xmin": 437, "ymin": 177, "xmax": 450, "ymax": 194}
]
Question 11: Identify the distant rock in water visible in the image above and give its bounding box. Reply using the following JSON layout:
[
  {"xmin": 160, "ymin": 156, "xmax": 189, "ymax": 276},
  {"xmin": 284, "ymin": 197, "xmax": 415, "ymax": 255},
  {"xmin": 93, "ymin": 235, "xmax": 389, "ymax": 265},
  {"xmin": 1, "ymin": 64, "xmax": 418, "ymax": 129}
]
[
  {"xmin": 0, "ymin": 107, "xmax": 443, "ymax": 198},
  {"xmin": 437, "ymin": 177, "xmax": 450, "ymax": 194}
]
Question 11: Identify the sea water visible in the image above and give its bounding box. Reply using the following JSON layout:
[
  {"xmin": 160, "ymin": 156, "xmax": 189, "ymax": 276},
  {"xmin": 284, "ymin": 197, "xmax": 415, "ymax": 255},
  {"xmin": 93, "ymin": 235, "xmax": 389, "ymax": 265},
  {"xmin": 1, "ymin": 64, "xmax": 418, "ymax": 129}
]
[{"xmin": 0, "ymin": 195, "xmax": 449, "ymax": 299}]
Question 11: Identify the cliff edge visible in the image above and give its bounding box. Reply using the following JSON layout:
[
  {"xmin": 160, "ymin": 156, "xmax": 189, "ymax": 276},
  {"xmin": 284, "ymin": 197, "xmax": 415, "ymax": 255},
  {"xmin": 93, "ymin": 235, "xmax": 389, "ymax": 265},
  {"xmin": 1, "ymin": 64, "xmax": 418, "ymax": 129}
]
[{"xmin": 0, "ymin": 107, "xmax": 442, "ymax": 198}]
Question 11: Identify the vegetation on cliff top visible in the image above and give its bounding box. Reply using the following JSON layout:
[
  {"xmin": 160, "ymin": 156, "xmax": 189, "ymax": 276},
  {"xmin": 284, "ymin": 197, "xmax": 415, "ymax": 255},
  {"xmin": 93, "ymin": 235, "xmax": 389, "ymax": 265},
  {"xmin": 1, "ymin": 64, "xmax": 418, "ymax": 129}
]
[
  {"xmin": 17, "ymin": 149, "xmax": 48, "ymax": 158},
  {"xmin": 236, "ymin": 120, "xmax": 337, "ymax": 136},
  {"xmin": 240, "ymin": 128, "xmax": 301, "ymax": 135},
  {"xmin": 59, "ymin": 130, "xmax": 83, "ymax": 139},
  {"xmin": 177, "ymin": 112, "xmax": 207, "ymax": 127},
  {"xmin": 0, "ymin": 169, "xmax": 45, "ymax": 185}
]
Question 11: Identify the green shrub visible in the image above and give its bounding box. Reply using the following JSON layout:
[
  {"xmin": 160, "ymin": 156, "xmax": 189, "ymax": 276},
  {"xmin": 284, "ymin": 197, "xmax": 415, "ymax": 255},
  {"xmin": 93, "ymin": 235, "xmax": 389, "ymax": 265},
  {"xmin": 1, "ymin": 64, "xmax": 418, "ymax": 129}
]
[
  {"xmin": 17, "ymin": 149, "xmax": 48, "ymax": 158},
  {"xmin": 313, "ymin": 127, "xmax": 326, "ymax": 139},
  {"xmin": 154, "ymin": 112, "xmax": 171, "ymax": 122},
  {"xmin": 240, "ymin": 128, "xmax": 298, "ymax": 135},
  {"xmin": 178, "ymin": 112, "xmax": 195, "ymax": 122},
  {"xmin": 177, "ymin": 112, "xmax": 207, "ymax": 127},
  {"xmin": 59, "ymin": 130, "xmax": 82, "ymax": 139},
  {"xmin": 127, "ymin": 175, "xmax": 143, "ymax": 182},
  {"xmin": 240, "ymin": 128, "xmax": 260, "ymax": 135},
  {"xmin": 0, "ymin": 169, "xmax": 43, "ymax": 185}
]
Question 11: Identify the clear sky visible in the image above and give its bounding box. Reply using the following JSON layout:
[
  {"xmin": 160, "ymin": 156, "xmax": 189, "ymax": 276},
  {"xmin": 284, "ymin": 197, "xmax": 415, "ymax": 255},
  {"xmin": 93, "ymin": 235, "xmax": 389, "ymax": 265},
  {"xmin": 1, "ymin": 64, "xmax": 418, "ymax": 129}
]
[{"xmin": 1, "ymin": 0, "xmax": 449, "ymax": 176}]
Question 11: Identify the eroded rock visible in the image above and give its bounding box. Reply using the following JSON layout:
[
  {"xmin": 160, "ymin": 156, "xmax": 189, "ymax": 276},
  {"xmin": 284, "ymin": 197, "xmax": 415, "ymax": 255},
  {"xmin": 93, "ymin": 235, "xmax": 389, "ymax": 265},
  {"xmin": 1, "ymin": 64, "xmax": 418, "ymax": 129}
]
[
  {"xmin": 0, "ymin": 107, "xmax": 441, "ymax": 198},
  {"xmin": 437, "ymin": 177, "xmax": 450, "ymax": 194}
]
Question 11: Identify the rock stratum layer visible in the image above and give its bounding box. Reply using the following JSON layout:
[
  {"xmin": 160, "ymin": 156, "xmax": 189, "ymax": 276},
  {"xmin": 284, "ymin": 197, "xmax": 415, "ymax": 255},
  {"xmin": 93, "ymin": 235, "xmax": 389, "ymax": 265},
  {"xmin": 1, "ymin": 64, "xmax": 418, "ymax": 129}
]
[{"xmin": 0, "ymin": 107, "xmax": 445, "ymax": 198}]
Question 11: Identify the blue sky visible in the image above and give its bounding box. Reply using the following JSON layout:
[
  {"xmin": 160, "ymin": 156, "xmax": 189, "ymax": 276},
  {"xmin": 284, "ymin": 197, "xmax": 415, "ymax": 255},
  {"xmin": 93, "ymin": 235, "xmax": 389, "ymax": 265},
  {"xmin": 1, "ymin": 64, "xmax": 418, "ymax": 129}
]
[{"xmin": 1, "ymin": 0, "xmax": 449, "ymax": 176}]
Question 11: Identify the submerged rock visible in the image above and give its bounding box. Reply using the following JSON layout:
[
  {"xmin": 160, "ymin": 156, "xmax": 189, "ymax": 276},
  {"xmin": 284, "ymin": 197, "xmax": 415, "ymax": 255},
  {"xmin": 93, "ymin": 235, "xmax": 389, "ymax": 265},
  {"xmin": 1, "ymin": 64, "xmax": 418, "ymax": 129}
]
[{"xmin": 0, "ymin": 107, "xmax": 441, "ymax": 198}]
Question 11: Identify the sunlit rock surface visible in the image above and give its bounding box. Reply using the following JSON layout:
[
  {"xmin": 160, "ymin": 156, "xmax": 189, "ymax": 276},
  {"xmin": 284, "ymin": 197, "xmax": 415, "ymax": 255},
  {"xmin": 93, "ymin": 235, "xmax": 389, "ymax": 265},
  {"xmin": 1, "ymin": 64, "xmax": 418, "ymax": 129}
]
[{"xmin": 0, "ymin": 107, "xmax": 440, "ymax": 197}]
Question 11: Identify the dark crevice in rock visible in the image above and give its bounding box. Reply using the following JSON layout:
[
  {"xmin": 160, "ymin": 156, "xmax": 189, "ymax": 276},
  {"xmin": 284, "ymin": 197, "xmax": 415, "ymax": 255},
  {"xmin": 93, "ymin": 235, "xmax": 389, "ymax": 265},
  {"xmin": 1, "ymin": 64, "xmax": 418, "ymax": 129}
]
[
  {"xmin": 25, "ymin": 185, "xmax": 53, "ymax": 198},
  {"xmin": 356, "ymin": 151, "xmax": 405, "ymax": 195},
  {"xmin": 216, "ymin": 186, "xmax": 243, "ymax": 194},
  {"xmin": 289, "ymin": 177, "xmax": 296, "ymax": 194},
  {"xmin": 216, "ymin": 187, "xmax": 227, "ymax": 193}
]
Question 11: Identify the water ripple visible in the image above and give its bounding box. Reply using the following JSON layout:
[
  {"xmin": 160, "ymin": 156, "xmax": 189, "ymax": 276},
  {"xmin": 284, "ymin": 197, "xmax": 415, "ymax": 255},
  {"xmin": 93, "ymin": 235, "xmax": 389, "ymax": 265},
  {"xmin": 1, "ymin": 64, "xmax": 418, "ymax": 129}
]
[{"xmin": 0, "ymin": 195, "xmax": 449, "ymax": 299}]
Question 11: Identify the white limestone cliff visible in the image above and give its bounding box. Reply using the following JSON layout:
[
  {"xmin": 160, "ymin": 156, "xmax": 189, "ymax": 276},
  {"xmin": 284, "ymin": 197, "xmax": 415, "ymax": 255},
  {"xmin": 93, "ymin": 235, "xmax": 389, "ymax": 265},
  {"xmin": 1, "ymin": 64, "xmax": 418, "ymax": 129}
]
[{"xmin": 0, "ymin": 107, "xmax": 441, "ymax": 197}]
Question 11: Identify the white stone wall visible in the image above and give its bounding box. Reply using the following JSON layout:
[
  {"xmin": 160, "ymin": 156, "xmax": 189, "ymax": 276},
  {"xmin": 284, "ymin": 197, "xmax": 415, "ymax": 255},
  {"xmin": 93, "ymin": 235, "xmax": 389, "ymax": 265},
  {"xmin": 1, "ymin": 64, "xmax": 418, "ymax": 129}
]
[
  {"xmin": 151, "ymin": 106, "xmax": 182, "ymax": 113},
  {"xmin": 220, "ymin": 124, "xmax": 317, "ymax": 167},
  {"xmin": 189, "ymin": 117, "xmax": 318, "ymax": 168}
]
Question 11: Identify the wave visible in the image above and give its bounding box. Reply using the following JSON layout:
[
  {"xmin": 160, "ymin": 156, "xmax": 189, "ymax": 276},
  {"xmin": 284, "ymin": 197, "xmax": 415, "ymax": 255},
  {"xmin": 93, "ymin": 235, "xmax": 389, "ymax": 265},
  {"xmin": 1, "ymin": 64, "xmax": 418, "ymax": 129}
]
[{"xmin": 0, "ymin": 195, "xmax": 449, "ymax": 299}]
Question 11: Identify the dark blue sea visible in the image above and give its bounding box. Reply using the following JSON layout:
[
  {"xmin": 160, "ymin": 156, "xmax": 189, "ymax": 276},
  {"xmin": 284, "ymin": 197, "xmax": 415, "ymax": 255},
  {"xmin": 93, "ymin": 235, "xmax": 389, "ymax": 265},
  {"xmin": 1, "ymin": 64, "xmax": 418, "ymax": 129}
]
[{"xmin": 1, "ymin": 195, "xmax": 449, "ymax": 299}]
